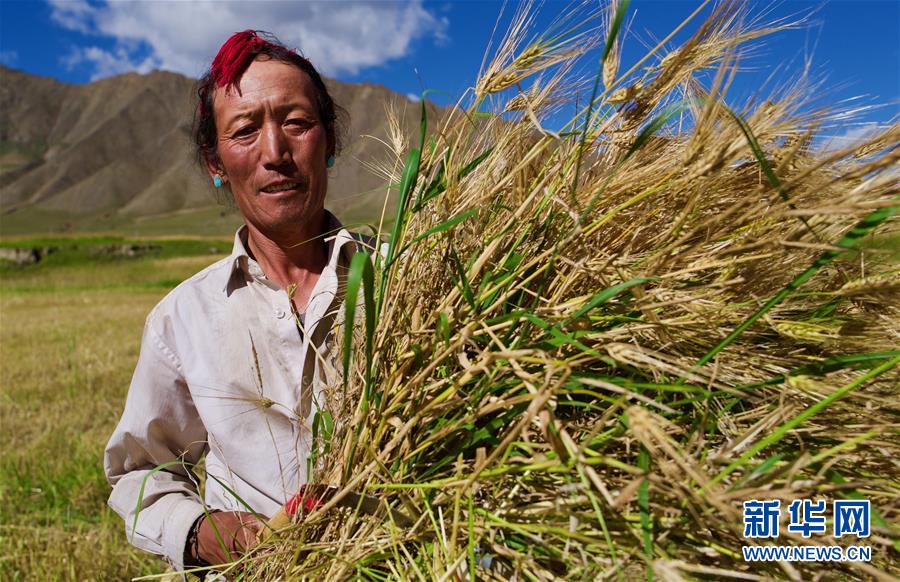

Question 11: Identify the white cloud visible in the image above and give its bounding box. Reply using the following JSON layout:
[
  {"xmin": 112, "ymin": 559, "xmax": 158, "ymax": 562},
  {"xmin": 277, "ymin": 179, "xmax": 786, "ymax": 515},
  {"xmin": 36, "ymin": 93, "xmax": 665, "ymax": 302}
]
[
  {"xmin": 0, "ymin": 50, "xmax": 18, "ymax": 66},
  {"xmin": 48, "ymin": 0, "xmax": 446, "ymax": 80},
  {"xmin": 63, "ymin": 46, "xmax": 159, "ymax": 81},
  {"xmin": 49, "ymin": 0, "xmax": 95, "ymax": 33},
  {"xmin": 818, "ymin": 122, "xmax": 885, "ymax": 153}
]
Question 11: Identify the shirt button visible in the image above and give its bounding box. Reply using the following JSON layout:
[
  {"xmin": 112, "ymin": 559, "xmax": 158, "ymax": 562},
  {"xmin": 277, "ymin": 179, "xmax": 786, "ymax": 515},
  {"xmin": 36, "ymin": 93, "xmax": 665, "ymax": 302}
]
[{"xmin": 275, "ymin": 308, "xmax": 286, "ymax": 319}]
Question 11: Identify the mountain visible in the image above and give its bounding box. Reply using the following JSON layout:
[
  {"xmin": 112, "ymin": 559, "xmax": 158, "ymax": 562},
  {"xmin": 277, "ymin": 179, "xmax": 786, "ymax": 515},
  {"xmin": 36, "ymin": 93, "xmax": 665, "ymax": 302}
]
[{"xmin": 0, "ymin": 65, "xmax": 435, "ymax": 236}]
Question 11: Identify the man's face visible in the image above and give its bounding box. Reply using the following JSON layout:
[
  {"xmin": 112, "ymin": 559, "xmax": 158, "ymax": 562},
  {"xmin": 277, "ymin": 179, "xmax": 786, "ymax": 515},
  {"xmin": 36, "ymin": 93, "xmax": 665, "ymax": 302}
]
[{"xmin": 209, "ymin": 58, "xmax": 330, "ymax": 236}]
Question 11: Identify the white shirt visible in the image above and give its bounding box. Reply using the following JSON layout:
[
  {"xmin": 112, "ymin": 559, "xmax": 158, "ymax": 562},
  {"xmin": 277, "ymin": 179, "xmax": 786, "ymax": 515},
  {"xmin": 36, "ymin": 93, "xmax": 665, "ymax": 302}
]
[{"xmin": 104, "ymin": 212, "xmax": 367, "ymax": 569}]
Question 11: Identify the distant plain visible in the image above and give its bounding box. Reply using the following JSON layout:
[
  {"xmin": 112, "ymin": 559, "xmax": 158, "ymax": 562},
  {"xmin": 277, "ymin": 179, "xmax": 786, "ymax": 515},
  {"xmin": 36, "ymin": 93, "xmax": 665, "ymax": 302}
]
[{"xmin": 0, "ymin": 238, "xmax": 240, "ymax": 579}]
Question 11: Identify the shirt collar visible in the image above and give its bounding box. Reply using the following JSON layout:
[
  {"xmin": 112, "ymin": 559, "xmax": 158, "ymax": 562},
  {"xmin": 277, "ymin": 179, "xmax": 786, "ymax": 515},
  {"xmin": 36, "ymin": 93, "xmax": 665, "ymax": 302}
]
[{"xmin": 224, "ymin": 209, "xmax": 365, "ymax": 295}]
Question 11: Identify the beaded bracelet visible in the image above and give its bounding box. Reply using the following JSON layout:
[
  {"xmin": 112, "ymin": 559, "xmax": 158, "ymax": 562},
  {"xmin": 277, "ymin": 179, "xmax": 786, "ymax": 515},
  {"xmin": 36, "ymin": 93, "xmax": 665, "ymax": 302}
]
[{"xmin": 185, "ymin": 510, "xmax": 220, "ymax": 567}]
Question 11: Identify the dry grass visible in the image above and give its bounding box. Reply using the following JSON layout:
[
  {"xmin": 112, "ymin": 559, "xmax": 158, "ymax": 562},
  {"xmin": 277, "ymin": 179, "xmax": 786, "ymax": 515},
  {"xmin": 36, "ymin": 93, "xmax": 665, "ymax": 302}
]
[
  {"xmin": 236, "ymin": 1, "xmax": 899, "ymax": 580},
  {"xmin": 0, "ymin": 255, "xmax": 221, "ymax": 580}
]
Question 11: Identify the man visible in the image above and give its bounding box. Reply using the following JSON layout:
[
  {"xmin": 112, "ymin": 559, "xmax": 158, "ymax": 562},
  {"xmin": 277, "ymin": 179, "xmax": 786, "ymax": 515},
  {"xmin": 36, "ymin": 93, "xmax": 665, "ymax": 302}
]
[{"xmin": 105, "ymin": 31, "xmax": 367, "ymax": 570}]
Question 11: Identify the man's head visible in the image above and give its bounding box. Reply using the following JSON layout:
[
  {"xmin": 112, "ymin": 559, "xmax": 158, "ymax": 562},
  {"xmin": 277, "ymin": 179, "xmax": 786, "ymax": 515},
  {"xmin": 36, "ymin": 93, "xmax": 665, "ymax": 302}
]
[
  {"xmin": 194, "ymin": 30, "xmax": 341, "ymax": 170},
  {"xmin": 193, "ymin": 31, "xmax": 344, "ymax": 237}
]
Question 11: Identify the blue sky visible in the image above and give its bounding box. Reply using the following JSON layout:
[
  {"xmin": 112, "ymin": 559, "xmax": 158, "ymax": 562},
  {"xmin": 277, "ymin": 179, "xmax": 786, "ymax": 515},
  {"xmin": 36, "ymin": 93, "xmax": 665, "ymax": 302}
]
[{"xmin": 1, "ymin": 0, "xmax": 897, "ymax": 142}]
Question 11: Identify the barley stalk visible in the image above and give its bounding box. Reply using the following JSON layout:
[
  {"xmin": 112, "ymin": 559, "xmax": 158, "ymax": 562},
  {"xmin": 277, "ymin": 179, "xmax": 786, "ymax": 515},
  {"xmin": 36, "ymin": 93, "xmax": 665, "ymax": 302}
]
[{"xmin": 241, "ymin": 2, "xmax": 900, "ymax": 579}]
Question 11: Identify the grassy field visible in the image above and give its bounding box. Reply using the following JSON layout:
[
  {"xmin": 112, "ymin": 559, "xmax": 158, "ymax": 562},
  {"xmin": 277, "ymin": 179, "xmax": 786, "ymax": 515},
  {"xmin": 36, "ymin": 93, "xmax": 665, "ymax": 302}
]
[{"xmin": 0, "ymin": 239, "xmax": 229, "ymax": 580}]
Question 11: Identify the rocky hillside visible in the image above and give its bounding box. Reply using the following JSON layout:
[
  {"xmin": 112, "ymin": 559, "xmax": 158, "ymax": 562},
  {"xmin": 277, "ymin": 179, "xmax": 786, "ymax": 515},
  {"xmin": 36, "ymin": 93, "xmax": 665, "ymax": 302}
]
[{"xmin": 0, "ymin": 65, "xmax": 435, "ymax": 235}]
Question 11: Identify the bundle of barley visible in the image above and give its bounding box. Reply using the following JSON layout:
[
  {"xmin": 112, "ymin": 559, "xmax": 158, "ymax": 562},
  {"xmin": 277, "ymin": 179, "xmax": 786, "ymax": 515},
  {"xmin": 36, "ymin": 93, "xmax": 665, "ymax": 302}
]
[{"xmin": 246, "ymin": 2, "xmax": 898, "ymax": 579}]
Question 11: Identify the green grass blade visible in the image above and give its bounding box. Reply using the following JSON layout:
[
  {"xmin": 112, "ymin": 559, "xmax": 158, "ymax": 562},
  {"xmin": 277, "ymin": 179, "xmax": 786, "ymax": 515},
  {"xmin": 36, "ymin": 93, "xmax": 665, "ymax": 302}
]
[
  {"xmin": 707, "ymin": 355, "xmax": 899, "ymax": 489},
  {"xmin": 601, "ymin": 0, "xmax": 630, "ymax": 64},
  {"xmin": 413, "ymin": 147, "xmax": 493, "ymax": 213},
  {"xmin": 340, "ymin": 252, "xmax": 377, "ymax": 484},
  {"xmin": 202, "ymin": 472, "xmax": 273, "ymax": 559},
  {"xmin": 721, "ymin": 105, "xmax": 783, "ymax": 197},
  {"xmin": 733, "ymin": 453, "xmax": 783, "ymax": 488},
  {"xmin": 521, "ymin": 312, "xmax": 606, "ymax": 359},
  {"xmin": 380, "ymin": 93, "xmax": 427, "ymax": 310},
  {"xmin": 203, "ymin": 472, "xmax": 267, "ymax": 522},
  {"xmin": 457, "ymin": 147, "xmax": 494, "ymax": 180},
  {"xmin": 738, "ymin": 350, "xmax": 900, "ymax": 389},
  {"xmin": 343, "ymin": 252, "xmax": 376, "ymax": 397},
  {"xmin": 826, "ymin": 470, "xmax": 897, "ymax": 550},
  {"xmin": 199, "ymin": 506, "xmax": 232, "ymax": 565},
  {"xmin": 437, "ymin": 311, "xmax": 451, "ymax": 347},
  {"xmin": 577, "ymin": 465, "xmax": 620, "ymax": 577},
  {"xmin": 342, "ymin": 253, "xmax": 364, "ymax": 388},
  {"xmin": 360, "ymin": 256, "xmax": 376, "ymax": 399},
  {"xmin": 567, "ymin": 276, "xmax": 655, "ymax": 321},
  {"xmin": 572, "ymin": 0, "xmax": 631, "ymax": 200},
  {"xmin": 309, "ymin": 411, "xmax": 321, "ymax": 480},
  {"xmin": 637, "ymin": 446, "xmax": 653, "ymax": 580},
  {"xmin": 579, "ymin": 101, "xmax": 688, "ymax": 222},
  {"xmin": 717, "ymin": 102, "xmax": 827, "ymax": 243},
  {"xmin": 413, "ymin": 157, "xmax": 445, "ymax": 212},
  {"xmin": 131, "ymin": 459, "xmax": 193, "ymax": 545},
  {"xmin": 393, "ymin": 209, "xmax": 479, "ymax": 262},
  {"xmin": 379, "ymin": 145, "xmax": 423, "ymax": 318},
  {"xmin": 467, "ymin": 489, "xmax": 476, "ymax": 581},
  {"xmin": 386, "ymin": 149, "xmax": 421, "ymax": 262},
  {"xmin": 450, "ymin": 247, "xmax": 476, "ymax": 310}
]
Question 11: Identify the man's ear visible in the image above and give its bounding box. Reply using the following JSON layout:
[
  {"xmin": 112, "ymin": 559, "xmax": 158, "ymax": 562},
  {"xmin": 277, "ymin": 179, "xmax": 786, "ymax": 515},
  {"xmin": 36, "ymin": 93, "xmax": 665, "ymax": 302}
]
[{"xmin": 204, "ymin": 155, "xmax": 226, "ymax": 183}]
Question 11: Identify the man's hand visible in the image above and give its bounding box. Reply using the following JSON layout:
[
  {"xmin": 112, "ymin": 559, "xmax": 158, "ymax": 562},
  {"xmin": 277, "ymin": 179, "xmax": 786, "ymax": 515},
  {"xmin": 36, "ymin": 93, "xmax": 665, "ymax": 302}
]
[{"xmin": 195, "ymin": 511, "xmax": 264, "ymax": 566}]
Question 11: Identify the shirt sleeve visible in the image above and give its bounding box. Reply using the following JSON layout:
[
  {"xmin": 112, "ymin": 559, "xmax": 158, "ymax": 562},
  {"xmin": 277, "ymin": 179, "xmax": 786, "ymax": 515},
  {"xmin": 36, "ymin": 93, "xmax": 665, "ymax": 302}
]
[{"xmin": 104, "ymin": 315, "xmax": 209, "ymax": 570}]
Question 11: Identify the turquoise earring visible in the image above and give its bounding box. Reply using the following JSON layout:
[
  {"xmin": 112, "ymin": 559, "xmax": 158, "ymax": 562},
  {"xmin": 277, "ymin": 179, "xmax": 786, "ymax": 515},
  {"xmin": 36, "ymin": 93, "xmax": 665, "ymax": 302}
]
[
  {"xmin": 213, "ymin": 175, "xmax": 223, "ymax": 188},
  {"xmin": 326, "ymin": 155, "xmax": 335, "ymax": 168}
]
